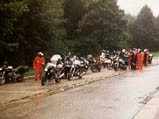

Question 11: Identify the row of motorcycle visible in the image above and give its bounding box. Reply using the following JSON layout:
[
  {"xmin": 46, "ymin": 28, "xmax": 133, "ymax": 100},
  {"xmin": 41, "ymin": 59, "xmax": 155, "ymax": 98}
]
[
  {"xmin": 0, "ymin": 51, "xmax": 153, "ymax": 86},
  {"xmin": 41, "ymin": 51, "xmax": 138, "ymax": 86}
]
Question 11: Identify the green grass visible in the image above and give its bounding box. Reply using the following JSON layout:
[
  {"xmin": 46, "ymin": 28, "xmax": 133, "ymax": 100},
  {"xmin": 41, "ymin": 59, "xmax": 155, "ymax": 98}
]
[
  {"xmin": 24, "ymin": 68, "xmax": 34, "ymax": 77},
  {"xmin": 152, "ymin": 52, "xmax": 159, "ymax": 57}
]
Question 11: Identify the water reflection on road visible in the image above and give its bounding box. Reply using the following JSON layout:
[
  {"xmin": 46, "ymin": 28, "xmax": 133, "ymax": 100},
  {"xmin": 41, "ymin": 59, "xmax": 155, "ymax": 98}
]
[{"xmin": 2, "ymin": 65, "xmax": 159, "ymax": 119}]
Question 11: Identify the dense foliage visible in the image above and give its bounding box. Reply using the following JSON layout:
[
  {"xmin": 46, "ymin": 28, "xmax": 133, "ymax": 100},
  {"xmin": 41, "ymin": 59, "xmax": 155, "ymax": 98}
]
[
  {"xmin": 0, "ymin": 1, "xmax": 159, "ymax": 66},
  {"xmin": 130, "ymin": 6, "xmax": 156, "ymax": 50}
]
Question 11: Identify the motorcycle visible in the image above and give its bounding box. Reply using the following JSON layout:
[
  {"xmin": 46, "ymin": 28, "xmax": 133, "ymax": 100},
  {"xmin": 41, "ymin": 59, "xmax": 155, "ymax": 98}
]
[
  {"xmin": 101, "ymin": 57, "xmax": 112, "ymax": 70},
  {"xmin": 111, "ymin": 54, "xmax": 127, "ymax": 71},
  {"xmin": 87, "ymin": 55, "xmax": 101, "ymax": 73},
  {"xmin": 111, "ymin": 55, "xmax": 119, "ymax": 71},
  {"xmin": 90, "ymin": 60, "xmax": 101, "ymax": 73},
  {"xmin": 118, "ymin": 58, "xmax": 127, "ymax": 70},
  {"xmin": 79, "ymin": 57, "xmax": 89, "ymax": 74},
  {"xmin": 0, "ymin": 66, "xmax": 27, "ymax": 85},
  {"xmin": 41, "ymin": 62, "xmax": 64, "ymax": 86},
  {"xmin": 69, "ymin": 59, "xmax": 83, "ymax": 80},
  {"xmin": 148, "ymin": 54, "xmax": 153, "ymax": 64},
  {"xmin": 63, "ymin": 58, "xmax": 73, "ymax": 80}
]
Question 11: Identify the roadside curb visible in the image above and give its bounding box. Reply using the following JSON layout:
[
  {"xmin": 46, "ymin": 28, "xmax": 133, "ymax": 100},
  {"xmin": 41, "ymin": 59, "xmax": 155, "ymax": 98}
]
[{"xmin": 134, "ymin": 92, "xmax": 159, "ymax": 119}]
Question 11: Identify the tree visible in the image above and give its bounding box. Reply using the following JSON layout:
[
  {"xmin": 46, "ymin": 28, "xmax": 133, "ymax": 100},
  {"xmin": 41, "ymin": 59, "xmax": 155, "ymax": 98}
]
[
  {"xmin": 0, "ymin": 0, "xmax": 29, "ymax": 65},
  {"xmin": 131, "ymin": 5, "xmax": 156, "ymax": 50},
  {"xmin": 78, "ymin": 0, "xmax": 127, "ymax": 54},
  {"xmin": 123, "ymin": 14, "xmax": 136, "ymax": 48},
  {"xmin": 64, "ymin": 0, "xmax": 85, "ymax": 53},
  {"xmin": 154, "ymin": 16, "xmax": 159, "ymax": 50},
  {"xmin": 0, "ymin": 0, "xmax": 65, "ymax": 65}
]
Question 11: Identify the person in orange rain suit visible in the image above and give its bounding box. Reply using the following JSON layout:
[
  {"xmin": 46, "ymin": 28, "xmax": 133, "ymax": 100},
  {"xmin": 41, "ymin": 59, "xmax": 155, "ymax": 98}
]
[
  {"xmin": 33, "ymin": 52, "xmax": 45, "ymax": 81},
  {"xmin": 136, "ymin": 49, "xmax": 144, "ymax": 70}
]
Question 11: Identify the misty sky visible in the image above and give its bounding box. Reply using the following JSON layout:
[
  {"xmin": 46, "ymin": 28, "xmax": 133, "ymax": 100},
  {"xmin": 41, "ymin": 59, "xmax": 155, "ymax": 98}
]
[{"xmin": 117, "ymin": 0, "xmax": 159, "ymax": 17}]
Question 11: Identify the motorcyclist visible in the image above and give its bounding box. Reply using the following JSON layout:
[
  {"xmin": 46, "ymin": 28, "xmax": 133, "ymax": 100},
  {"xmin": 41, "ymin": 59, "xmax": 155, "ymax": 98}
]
[
  {"xmin": 136, "ymin": 49, "xmax": 144, "ymax": 70},
  {"xmin": 128, "ymin": 49, "xmax": 135, "ymax": 70},
  {"xmin": 33, "ymin": 52, "xmax": 45, "ymax": 81},
  {"xmin": 143, "ymin": 49, "xmax": 149, "ymax": 66}
]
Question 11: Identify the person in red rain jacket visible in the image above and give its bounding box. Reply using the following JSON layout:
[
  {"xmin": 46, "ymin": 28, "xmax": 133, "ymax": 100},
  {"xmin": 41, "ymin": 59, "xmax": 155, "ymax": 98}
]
[
  {"xmin": 33, "ymin": 52, "xmax": 45, "ymax": 81},
  {"xmin": 136, "ymin": 49, "xmax": 144, "ymax": 70}
]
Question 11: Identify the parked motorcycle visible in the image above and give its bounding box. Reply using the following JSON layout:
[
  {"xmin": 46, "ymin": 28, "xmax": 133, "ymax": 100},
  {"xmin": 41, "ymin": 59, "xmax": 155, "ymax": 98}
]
[
  {"xmin": 90, "ymin": 60, "xmax": 101, "ymax": 73},
  {"xmin": 0, "ymin": 66, "xmax": 28, "ymax": 85},
  {"xmin": 148, "ymin": 54, "xmax": 153, "ymax": 64},
  {"xmin": 79, "ymin": 57, "xmax": 89, "ymax": 74},
  {"xmin": 118, "ymin": 58, "xmax": 127, "ymax": 70},
  {"xmin": 111, "ymin": 54, "xmax": 127, "ymax": 71},
  {"xmin": 69, "ymin": 59, "xmax": 83, "ymax": 80},
  {"xmin": 111, "ymin": 55, "xmax": 119, "ymax": 71},
  {"xmin": 41, "ymin": 54, "xmax": 65, "ymax": 86},
  {"xmin": 63, "ymin": 58, "xmax": 73, "ymax": 80},
  {"xmin": 41, "ymin": 62, "xmax": 64, "ymax": 86}
]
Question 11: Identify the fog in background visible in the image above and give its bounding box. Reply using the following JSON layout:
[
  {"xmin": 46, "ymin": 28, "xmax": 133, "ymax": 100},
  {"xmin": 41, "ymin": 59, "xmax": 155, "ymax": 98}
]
[{"xmin": 117, "ymin": 0, "xmax": 159, "ymax": 16}]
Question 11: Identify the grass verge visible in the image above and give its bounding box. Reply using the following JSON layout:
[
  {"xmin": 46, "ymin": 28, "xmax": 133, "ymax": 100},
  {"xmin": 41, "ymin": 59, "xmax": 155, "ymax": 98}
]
[
  {"xmin": 24, "ymin": 68, "xmax": 34, "ymax": 77},
  {"xmin": 152, "ymin": 52, "xmax": 159, "ymax": 57}
]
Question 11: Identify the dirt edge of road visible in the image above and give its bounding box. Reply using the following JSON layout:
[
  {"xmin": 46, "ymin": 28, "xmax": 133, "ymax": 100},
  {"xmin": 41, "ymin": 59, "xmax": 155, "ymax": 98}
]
[{"xmin": 0, "ymin": 70, "xmax": 123, "ymax": 111}]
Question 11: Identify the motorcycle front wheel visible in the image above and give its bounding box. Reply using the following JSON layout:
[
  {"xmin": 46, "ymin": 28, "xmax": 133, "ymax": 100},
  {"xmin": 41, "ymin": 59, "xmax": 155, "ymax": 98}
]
[{"xmin": 41, "ymin": 71, "xmax": 47, "ymax": 86}]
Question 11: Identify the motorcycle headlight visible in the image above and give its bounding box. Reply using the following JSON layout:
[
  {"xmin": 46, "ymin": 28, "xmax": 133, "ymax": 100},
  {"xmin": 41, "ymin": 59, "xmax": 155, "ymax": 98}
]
[
  {"xmin": 72, "ymin": 65, "xmax": 75, "ymax": 68},
  {"xmin": 57, "ymin": 64, "xmax": 63, "ymax": 68},
  {"xmin": 80, "ymin": 64, "xmax": 84, "ymax": 67},
  {"xmin": 8, "ymin": 66, "xmax": 13, "ymax": 69},
  {"xmin": 119, "ymin": 59, "xmax": 123, "ymax": 62},
  {"xmin": 44, "ymin": 68, "xmax": 48, "ymax": 72}
]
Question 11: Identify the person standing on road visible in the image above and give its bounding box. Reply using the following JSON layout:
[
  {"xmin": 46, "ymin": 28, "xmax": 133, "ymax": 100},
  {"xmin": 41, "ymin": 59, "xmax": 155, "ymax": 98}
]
[
  {"xmin": 136, "ymin": 49, "xmax": 144, "ymax": 70},
  {"xmin": 128, "ymin": 49, "xmax": 132, "ymax": 69},
  {"xmin": 130, "ymin": 49, "xmax": 137, "ymax": 70},
  {"xmin": 33, "ymin": 52, "xmax": 45, "ymax": 81}
]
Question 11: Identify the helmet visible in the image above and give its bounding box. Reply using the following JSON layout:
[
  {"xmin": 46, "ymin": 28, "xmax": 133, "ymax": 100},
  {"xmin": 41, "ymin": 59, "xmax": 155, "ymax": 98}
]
[
  {"xmin": 122, "ymin": 49, "xmax": 126, "ymax": 53},
  {"xmin": 137, "ymin": 48, "xmax": 141, "ymax": 53},
  {"xmin": 38, "ymin": 52, "xmax": 44, "ymax": 56},
  {"xmin": 144, "ymin": 49, "xmax": 148, "ymax": 52},
  {"xmin": 102, "ymin": 50, "xmax": 106, "ymax": 53},
  {"xmin": 87, "ymin": 54, "xmax": 93, "ymax": 59}
]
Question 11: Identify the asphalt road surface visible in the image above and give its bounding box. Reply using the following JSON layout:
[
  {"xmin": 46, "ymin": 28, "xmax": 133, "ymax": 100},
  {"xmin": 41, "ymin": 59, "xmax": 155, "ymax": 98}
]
[{"xmin": 1, "ymin": 65, "xmax": 159, "ymax": 119}]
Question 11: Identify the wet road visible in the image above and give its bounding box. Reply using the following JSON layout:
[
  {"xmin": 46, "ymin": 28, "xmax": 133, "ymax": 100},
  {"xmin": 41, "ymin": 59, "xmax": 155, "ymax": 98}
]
[{"xmin": 1, "ymin": 65, "xmax": 159, "ymax": 119}]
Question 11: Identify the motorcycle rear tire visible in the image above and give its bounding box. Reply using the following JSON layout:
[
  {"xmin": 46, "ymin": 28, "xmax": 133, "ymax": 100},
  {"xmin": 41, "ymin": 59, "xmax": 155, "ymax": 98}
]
[
  {"xmin": 0, "ymin": 78, "xmax": 6, "ymax": 85},
  {"xmin": 55, "ymin": 78, "xmax": 60, "ymax": 83},
  {"xmin": 113, "ymin": 65, "xmax": 119, "ymax": 71}
]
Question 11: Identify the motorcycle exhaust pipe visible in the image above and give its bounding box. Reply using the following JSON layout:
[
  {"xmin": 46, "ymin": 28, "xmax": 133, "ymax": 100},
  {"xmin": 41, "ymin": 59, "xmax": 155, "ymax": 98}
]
[{"xmin": 59, "ymin": 73, "xmax": 64, "ymax": 78}]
